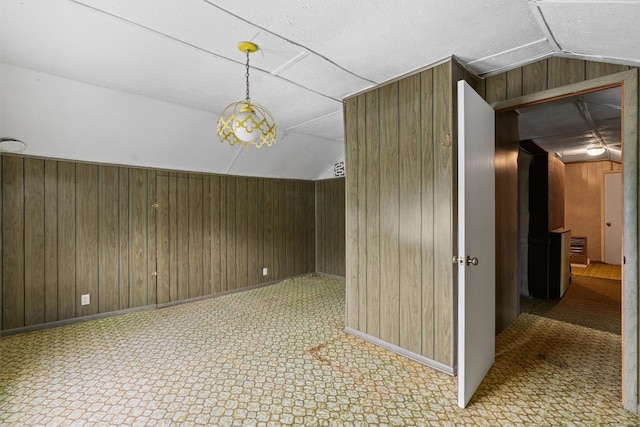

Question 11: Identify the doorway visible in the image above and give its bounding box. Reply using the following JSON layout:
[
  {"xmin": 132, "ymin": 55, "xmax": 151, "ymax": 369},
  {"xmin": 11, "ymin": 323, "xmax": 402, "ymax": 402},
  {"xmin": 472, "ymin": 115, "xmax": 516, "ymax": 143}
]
[{"xmin": 492, "ymin": 68, "xmax": 638, "ymax": 412}]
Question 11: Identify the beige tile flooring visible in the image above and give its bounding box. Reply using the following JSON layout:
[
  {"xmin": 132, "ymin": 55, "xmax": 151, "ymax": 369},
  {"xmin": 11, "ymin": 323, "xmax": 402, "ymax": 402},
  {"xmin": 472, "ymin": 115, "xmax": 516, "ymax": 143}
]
[{"xmin": 1, "ymin": 274, "xmax": 639, "ymax": 426}]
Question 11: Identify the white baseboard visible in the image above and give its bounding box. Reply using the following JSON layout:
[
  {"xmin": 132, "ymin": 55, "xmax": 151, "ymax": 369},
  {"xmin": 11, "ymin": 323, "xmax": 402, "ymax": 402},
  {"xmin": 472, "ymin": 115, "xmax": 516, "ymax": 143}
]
[{"xmin": 344, "ymin": 326, "xmax": 455, "ymax": 376}]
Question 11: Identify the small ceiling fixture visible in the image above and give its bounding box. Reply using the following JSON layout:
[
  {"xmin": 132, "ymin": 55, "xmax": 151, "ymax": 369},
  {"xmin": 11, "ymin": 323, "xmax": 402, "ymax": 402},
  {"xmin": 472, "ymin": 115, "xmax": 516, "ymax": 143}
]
[
  {"xmin": 217, "ymin": 41, "xmax": 276, "ymax": 148},
  {"xmin": 586, "ymin": 145, "xmax": 606, "ymax": 156},
  {"xmin": 0, "ymin": 138, "xmax": 27, "ymax": 153}
]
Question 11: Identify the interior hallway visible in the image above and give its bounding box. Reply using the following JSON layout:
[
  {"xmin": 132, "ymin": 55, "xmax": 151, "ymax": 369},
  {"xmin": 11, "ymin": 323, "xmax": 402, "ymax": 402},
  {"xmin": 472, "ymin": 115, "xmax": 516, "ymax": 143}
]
[{"xmin": 1, "ymin": 274, "xmax": 638, "ymax": 426}]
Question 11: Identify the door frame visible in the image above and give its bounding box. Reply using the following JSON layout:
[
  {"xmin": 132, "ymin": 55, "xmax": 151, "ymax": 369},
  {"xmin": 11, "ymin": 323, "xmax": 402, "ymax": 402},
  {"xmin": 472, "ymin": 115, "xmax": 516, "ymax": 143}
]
[{"xmin": 492, "ymin": 69, "xmax": 638, "ymax": 413}]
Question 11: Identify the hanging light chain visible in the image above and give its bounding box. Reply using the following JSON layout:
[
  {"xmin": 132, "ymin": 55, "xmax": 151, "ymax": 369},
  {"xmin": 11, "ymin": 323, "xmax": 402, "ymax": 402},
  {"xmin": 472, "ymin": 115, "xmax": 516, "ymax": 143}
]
[{"xmin": 245, "ymin": 49, "xmax": 251, "ymax": 103}]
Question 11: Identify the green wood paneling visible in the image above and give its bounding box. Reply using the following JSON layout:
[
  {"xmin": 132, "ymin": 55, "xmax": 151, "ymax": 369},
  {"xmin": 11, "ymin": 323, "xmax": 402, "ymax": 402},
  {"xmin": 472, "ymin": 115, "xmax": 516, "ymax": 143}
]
[
  {"xmin": 44, "ymin": 160, "xmax": 58, "ymax": 322},
  {"xmin": 188, "ymin": 175, "xmax": 204, "ymax": 298},
  {"xmin": 420, "ymin": 68, "xmax": 435, "ymax": 358},
  {"xmin": 398, "ymin": 73, "xmax": 422, "ymax": 354},
  {"xmin": 226, "ymin": 177, "xmax": 236, "ymax": 290},
  {"xmin": 118, "ymin": 167, "xmax": 130, "ymax": 310},
  {"xmin": 128, "ymin": 169, "xmax": 148, "ymax": 308},
  {"xmin": 364, "ymin": 88, "xmax": 381, "ymax": 339},
  {"xmin": 210, "ymin": 175, "xmax": 221, "ymax": 292},
  {"xmin": 1, "ymin": 156, "xmax": 317, "ymax": 332},
  {"xmin": 379, "ymin": 81, "xmax": 400, "ymax": 346},
  {"xmin": 98, "ymin": 166, "xmax": 120, "ymax": 313},
  {"xmin": 156, "ymin": 174, "xmax": 170, "ymax": 305},
  {"xmin": 24, "ymin": 158, "xmax": 45, "ymax": 326},
  {"xmin": 76, "ymin": 163, "xmax": 99, "ymax": 317},
  {"xmin": 2, "ymin": 156, "xmax": 25, "ymax": 329},
  {"xmin": 343, "ymin": 59, "xmax": 469, "ymax": 368},
  {"xmin": 57, "ymin": 162, "xmax": 76, "ymax": 320},
  {"xmin": 355, "ymin": 95, "xmax": 367, "ymax": 330},
  {"xmin": 547, "ymin": 57, "xmax": 586, "ymax": 89},
  {"xmin": 316, "ymin": 178, "xmax": 346, "ymax": 279},
  {"xmin": 432, "ymin": 62, "xmax": 454, "ymax": 365}
]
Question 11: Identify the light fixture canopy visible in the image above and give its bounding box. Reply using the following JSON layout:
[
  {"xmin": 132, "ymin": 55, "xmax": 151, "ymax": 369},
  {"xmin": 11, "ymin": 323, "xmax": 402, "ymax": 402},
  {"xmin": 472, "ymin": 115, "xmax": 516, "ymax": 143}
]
[
  {"xmin": 586, "ymin": 146, "xmax": 606, "ymax": 156},
  {"xmin": 217, "ymin": 42, "xmax": 276, "ymax": 148}
]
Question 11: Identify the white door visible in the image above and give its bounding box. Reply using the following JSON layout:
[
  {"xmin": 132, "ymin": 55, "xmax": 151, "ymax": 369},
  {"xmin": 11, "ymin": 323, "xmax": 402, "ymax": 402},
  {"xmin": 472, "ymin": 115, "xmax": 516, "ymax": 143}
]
[
  {"xmin": 457, "ymin": 80, "xmax": 496, "ymax": 408},
  {"xmin": 604, "ymin": 172, "xmax": 623, "ymax": 265}
]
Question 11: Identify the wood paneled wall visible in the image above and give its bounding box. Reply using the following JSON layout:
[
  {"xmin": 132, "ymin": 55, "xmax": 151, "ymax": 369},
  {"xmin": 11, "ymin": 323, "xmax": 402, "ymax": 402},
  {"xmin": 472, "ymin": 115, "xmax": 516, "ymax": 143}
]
[
  {"xmin": 548, "ymin": 155, "xmax": 566, "ymax": 231},
  {"xmin": 1, "ymin": 156, "xmax": 316, "ymax": 331},
  {"xmin": 564, "ymin": 161, "xmax": 622, "ymax": 262},
  {"xmin": 315, "ymin": 178, "xmax": 346, "ymax": 277},
  {"xmin": 494, "ymin": 111, "xmax": 520, "ymax": 332},
  {"xmin": 344, "ymin": 59, "xmax": 479, "ymax": 368},
  {"xmin": 1, "ymin": 157, "xmax": 156, "ymax": 330}
]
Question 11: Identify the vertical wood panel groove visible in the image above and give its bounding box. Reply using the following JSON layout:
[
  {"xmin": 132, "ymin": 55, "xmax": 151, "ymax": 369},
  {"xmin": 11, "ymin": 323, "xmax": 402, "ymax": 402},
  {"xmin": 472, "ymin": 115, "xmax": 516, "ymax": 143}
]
[
  {"xmin": 24, "ymin": 158, "xmax": 45, "ymax": 326},
  {"xmin": 57, "ymin": 162, "xmax": 76, "ymax": 320},
  {"xmin": 2, "ymin": 157, "xmax": 25, "ymax": 329}
]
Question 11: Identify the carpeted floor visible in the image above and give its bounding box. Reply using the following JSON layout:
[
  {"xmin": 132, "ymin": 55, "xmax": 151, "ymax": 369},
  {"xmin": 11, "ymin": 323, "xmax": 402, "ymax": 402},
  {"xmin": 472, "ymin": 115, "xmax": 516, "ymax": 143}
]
[
  {"xmin": 570, "ymin": 262, "xmax": 622, "ymax": 280},
  {"xmin": 521, "ymin": 274, "xmax": 621, "ymax": 334},
  {"xmin": 1, "ymin": 274, "xmax": 638, "ymax": 426}
]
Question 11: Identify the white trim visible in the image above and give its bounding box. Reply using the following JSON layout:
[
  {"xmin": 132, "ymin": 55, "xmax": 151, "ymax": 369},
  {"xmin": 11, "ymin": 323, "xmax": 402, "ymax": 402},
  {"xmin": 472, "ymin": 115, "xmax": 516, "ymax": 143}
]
[{"xmin": 344, "ymin": 326, "xmax": 455, "ymax": 376}]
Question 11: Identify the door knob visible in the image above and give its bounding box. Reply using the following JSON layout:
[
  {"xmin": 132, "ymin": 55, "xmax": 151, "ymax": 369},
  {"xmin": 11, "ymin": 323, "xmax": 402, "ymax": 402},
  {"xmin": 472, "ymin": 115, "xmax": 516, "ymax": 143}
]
[{"xmin": 466, "ymin": 256, "xmax": 479, "ymax": 266}]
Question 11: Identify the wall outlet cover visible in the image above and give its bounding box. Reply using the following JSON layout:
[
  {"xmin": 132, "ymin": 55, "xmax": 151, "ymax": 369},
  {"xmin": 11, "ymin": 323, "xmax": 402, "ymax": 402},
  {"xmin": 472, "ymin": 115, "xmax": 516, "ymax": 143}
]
[
  {"xmin": 262, "ymin": 267, "xmax": 268, "ymax": 276},
  {"xmin": 81, "ymin": 294, "xmax": 90, "ymax": 305}
]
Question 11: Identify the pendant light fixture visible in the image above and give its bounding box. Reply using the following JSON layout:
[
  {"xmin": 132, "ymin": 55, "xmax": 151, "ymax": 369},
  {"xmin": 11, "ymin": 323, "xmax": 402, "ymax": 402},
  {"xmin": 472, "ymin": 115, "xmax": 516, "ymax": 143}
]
[{"xmin": 217, "ymin": 42, "xmax": 276, "ymax": 148}]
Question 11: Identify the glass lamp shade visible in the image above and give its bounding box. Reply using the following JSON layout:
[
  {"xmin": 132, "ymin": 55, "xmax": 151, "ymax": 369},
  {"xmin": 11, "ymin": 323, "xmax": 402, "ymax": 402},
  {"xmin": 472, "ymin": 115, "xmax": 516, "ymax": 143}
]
[
  {"xmin": 586, "ymin": 146, "xmax": 606, "ymax": 156},
  {"xmin": 217, "ymin": 101, "xmax": 276, "ymax": 148}
]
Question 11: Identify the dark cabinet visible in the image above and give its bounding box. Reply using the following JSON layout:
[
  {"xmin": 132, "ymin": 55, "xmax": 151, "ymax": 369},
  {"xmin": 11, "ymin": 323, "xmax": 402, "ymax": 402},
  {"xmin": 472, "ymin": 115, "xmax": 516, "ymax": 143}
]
[{"xmin": 525, "ymin": 145, "xmax": 568, "ymax": 299}]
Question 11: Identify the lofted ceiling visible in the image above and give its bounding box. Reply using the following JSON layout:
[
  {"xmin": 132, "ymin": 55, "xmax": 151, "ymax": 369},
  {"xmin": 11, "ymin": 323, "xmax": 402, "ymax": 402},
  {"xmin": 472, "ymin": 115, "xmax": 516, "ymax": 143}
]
[
  {"xmin": 518, "ymin": 87, "xmax": 622, "ymax": 164},
  {"xmin": 1, "ymin": 0, "xmax": 639, "ymax": 179}
]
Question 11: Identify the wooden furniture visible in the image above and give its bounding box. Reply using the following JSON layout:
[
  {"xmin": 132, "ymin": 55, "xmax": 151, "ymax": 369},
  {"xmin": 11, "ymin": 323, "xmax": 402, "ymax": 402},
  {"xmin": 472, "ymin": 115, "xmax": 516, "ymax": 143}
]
[
  {"xmin": 549, "ymin": 229, "xmax": 571, "ymax": 299},
  {"xmin": 570, "ymin": 236, "xmax": 588, "ymax": 265},
  {"xmin": 524, "ymin": 145, "xmax": 568, "ymax": 299}
]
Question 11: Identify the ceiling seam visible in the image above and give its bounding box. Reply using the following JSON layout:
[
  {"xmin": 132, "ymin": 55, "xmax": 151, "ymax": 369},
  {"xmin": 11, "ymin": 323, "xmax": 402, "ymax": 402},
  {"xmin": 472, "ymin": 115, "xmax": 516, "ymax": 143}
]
[
  {"xmin": 65, "ymin": 0, "xmax": 343, "ymax": 104},
  {"xmin": 201, "ymin": 0, "xmax": 377, "ymax": 86},
  {"xmin": 528, "ymin": 1, "xmax": 562, "ymax": 51}
]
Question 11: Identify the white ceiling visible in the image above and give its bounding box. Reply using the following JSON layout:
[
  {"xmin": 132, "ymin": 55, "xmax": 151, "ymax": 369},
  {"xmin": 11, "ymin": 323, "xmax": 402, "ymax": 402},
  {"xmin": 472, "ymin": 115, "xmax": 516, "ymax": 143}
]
[
  {"xmin": 518, "ymin": 87, "xmax": 622, "ymax": 164},
  {"xmin": 1, "ymin": 0, "xmax": 639, "ymax": 179}
]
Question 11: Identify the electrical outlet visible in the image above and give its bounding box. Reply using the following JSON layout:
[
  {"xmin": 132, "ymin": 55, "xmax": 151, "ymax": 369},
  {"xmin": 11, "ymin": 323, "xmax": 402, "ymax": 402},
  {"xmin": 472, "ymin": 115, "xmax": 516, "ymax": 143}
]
[
  {"xmin": 81, "ymin": 294, "xmax": 90, "ymax": 305},
  {"xmin": 262, "ymin": 267, "xmax": 268, "ymax": 276}
]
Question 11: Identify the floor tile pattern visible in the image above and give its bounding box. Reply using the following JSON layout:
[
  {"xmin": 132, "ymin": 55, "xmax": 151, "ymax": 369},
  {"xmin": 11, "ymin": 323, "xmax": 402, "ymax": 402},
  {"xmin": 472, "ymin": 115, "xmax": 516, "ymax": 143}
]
[
  {"xmin": 1, "ymin": 274, "xmax": 638, "ymax": 426},
  {"xmin": 521, "ymin": 274, "xmax": 621, "ymax": 334},
  {"xmin": 571, "ymin": 262, "xmax": 621, "ymax": 280}
]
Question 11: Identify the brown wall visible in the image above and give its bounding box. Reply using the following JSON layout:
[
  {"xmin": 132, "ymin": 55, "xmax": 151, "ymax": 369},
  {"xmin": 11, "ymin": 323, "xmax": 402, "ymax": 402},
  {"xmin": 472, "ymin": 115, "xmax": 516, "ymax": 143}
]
[
  {"xmin": 1, "ymin": 155, "xmax": 316, "ymax": 331},
  {"xmin": 344, "ymin": 59, "xmax": 479, "ymax": 368},
  {"xmin": 564, "ymin": 161, "xmax": 622, "ymax": 262},
  {"xmin": 494, "ymin": 111, "xmax": 520, "ymax": 332},
  {"xmin": 548, "ymin": 155, "xmax": 566, "ymax": 231},
  {"xmin": 315, "ymin": 178, "xmax": 346, "ymax": 277}
]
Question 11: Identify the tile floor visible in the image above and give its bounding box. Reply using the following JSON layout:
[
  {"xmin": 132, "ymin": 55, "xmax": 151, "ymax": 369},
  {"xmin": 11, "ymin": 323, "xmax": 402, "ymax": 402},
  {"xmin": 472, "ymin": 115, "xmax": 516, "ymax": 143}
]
[{"xmin": 1, "ymin": 274, "xmax": 638, "ymax": 426}]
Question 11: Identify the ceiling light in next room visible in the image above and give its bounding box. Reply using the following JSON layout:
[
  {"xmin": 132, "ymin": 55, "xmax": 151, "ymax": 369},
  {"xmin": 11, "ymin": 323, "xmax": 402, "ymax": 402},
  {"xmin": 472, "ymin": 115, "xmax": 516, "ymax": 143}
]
[{"xmin": 586, "ymin": 146, "xmax": 606, "ymax": 156}]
